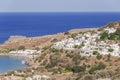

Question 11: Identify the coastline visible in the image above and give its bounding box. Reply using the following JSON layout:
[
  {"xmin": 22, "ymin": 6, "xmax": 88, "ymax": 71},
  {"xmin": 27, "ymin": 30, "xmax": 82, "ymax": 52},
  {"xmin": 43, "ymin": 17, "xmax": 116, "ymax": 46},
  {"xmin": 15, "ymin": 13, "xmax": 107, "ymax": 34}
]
[
  {"xmin": 0, "ymin": 27, "xmax": 101, "ymax": 70},
  {"xmin": 0, "ymin": 53, "xmax": 36, "ymax": 67},
  {"xmin": 0, "ymin": 28, "xmax": 98, "ymax": 74}
]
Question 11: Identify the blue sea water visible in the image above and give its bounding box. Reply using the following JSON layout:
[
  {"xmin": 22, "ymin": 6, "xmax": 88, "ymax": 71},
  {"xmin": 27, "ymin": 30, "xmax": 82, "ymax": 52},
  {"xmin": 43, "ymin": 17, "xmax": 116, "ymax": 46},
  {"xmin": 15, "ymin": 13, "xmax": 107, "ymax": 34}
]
[
  {"xmin": 0, "ymin": 56, "xmax": 27, "ymax": 73},
  {"xmin": 0, "ymin": 12, "xmax": 120, "ymax": 43}
]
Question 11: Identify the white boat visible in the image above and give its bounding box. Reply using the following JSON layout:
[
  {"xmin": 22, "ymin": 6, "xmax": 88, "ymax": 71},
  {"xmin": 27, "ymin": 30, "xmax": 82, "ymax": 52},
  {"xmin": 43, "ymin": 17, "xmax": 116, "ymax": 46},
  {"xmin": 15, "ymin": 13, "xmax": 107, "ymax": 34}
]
[{"xmin": 21, "ymin": 60, "xmax": 26, "ymax": 64}]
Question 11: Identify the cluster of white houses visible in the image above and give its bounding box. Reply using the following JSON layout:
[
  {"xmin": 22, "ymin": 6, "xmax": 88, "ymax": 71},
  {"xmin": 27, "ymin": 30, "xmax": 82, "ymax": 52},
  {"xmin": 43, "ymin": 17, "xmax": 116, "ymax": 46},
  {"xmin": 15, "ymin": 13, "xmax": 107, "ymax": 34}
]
[
  {"xmin": 53, "ymin": 27, "xmax": 120, "ymax": 57},
  {"xmin": 26, "ymin": 75, "xmax": 50, "ymax": 80},
  {"xmin": 0, "ymin": 75, "xmax": 50, "ymax": 80},
  {"xmin": 9, "ymin": 49, "xmax": 41, "ymax": 55}
]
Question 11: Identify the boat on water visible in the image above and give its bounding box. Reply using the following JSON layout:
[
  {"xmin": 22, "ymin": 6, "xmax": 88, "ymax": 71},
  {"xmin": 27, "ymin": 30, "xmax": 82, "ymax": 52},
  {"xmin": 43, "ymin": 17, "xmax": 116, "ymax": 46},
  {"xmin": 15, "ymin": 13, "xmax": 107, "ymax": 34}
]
[{"xmin": 21, "ymin": 60, "xmax": 26, "ymax": 64}]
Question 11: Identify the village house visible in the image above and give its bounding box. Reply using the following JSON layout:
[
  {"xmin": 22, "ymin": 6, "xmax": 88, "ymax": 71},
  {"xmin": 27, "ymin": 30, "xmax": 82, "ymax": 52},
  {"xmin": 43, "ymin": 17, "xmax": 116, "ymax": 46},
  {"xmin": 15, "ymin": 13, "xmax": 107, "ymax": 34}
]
[
  {"xmin": 53, "ymin": 26, "xmax": 120, "ymax": 57},
  {"xmin": 9, "ymin": 49, "xmax": 38, "ymax": 55},
  {"xmin": 26, "ymin": 75, "xmax": 50, "ymax": 80}
]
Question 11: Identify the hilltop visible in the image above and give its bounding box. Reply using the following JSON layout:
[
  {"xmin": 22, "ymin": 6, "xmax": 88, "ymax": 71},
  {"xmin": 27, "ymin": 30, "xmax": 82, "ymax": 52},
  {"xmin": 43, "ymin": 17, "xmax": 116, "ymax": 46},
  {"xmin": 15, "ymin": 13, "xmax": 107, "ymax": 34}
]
[{"xmin": 0, "ymin": 28, "xmax": 98, "ymax": 50}]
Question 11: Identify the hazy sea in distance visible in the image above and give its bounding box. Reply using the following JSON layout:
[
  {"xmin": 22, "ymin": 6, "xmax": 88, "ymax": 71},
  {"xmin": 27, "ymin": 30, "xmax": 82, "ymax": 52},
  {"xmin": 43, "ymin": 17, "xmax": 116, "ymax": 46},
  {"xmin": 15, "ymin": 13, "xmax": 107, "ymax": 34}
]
[{"xmin": 0, "ymin": 12, "xmax": 120, "ymax": 43}]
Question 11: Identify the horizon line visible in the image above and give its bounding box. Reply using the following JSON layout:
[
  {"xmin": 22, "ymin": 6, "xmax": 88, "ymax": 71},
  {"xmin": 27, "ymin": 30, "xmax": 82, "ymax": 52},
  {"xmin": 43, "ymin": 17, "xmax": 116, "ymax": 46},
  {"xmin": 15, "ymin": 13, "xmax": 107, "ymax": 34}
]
[{"xmin": 0, "ymin": 11, "xmax": 120, "ymax": 13}]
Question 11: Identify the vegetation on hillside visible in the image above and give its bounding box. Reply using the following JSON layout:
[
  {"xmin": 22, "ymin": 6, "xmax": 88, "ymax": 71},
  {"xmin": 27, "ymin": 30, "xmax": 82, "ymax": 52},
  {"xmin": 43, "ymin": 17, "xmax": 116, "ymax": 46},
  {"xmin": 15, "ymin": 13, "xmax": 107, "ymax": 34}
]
[
  {"xmin": 100, "ymin": 28, "xmax": 120, "ymax": 41},
  {"xmin": 33, "ymin": 22, "xmax": 120, "ymax": 79},
  {"xmin": 35, "ymin": 44, "xmax": 120, "ymax": 79}
]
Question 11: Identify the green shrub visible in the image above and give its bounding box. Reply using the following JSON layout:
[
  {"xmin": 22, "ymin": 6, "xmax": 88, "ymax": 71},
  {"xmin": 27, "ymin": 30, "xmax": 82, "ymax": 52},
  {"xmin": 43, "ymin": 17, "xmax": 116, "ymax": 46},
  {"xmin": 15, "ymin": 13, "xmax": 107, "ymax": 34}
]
[
  {"xmin": 89, "ymin": 63, "xmax": 105, "ymax": 74},
  {"xmin": 100, "ymin": 31, "xmax": 109, "ymax": 40},
  {"xmin": 71, "ymin": 34, "xmax": 77, "ymax": 38},
  {"xmin": 72, "ymin": 53, "xmax": 81, "ymax": 65},
  {"xmin": 74, "ymin": 45, "xmax": 79, "ymax": 48},
  {"xmin": 96, "ymin": 53, "xmax": 102, "ymax": 60},
  {"xmin": 108, "ymin": 48, "xmax": 114, "ymax": 52},
  {"xmin": 108, "ymin": 33, "xmax": 116, "ymax": 40},
  {"xmin": 89, "ymin": 66, "xmax": 98, "ymax": 74},
  {"xmin": 35, "ymin": 47, "xmax": 40, "ymax": 51},
  {"xmin": 81, "ymin": 74, "xmax": 95, "ymax": 80},
  {"xmin": 52, "ymin": 69, "xmax": 59, "ymax": 75},
  {"xmin": 7, "ymin": 71, "xmax": 15, "ymax": 75},
  {"xmin": 93, "ymin": 51, "xmax": 98, "ymax": 55},
  {"xmin": 51, "ymin": 38, "xmax": 58, "ymax": 42},
  {"xmin": 45, "ymin": 63, "xmax": 53, "ymax": 69},
  {"xmin": 72, "ymin": 66, "xmax": 86, "ymax": 73},
  {"xmin": 97, "ymin": 62, "xmax": 106, "ymax": 70},
  {"xmin": 65, "ymin": 66, "xmax": 72, "ymax": 72},
  {"xmin": 64, "ymin": 32, "xmax": 70, "ymax": 35},
  {"xmin": 18, "ymin": 46, "xmax": 25, "ymax": 50},
  {"xmin": 50, "ymin": 48, "xmax": 59, "ymax": 53},
  {"xmin": 107, "ymin": 54, "xmax": 111, "ymax": 61}
]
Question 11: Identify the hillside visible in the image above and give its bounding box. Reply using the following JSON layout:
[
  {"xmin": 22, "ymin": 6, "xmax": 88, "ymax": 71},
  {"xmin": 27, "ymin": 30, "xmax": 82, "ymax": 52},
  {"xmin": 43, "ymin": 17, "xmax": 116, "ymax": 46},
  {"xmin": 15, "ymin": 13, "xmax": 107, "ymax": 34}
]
[{"xmin": 33, "ymin": 21, "xmax": 120, "ymax": 80}]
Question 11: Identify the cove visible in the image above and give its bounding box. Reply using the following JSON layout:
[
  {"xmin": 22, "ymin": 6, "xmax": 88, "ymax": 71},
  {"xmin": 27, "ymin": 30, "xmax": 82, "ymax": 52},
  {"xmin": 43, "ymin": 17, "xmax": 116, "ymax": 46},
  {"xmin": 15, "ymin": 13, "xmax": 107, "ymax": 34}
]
[{"xmin": 0, "ymin": 56, "xmax": 28, "ymax": 73}]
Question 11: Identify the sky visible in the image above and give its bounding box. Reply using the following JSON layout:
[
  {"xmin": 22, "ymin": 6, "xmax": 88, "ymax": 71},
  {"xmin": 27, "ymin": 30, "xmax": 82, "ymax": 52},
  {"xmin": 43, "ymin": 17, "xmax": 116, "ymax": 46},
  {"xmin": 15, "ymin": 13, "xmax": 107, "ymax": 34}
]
[{"xmin": 0, "ymin": 0, "xmax": 120, "ymax": 12}]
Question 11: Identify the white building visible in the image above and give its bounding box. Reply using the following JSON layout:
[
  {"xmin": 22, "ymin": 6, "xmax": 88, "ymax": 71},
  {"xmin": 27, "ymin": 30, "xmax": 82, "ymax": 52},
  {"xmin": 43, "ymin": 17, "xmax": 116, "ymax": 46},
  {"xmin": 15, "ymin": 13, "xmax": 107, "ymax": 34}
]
[{"xmin": 9, "ymin": 49, "xmax": 38, "ymax": 55}]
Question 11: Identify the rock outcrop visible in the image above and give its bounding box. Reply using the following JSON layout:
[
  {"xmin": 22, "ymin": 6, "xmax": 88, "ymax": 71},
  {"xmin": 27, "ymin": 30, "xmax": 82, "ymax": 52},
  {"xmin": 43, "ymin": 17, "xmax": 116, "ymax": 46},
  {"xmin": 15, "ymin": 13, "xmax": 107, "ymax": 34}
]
[{"xmin": 0, "ymin": 33, "xmax": 65, "ymax": 49}]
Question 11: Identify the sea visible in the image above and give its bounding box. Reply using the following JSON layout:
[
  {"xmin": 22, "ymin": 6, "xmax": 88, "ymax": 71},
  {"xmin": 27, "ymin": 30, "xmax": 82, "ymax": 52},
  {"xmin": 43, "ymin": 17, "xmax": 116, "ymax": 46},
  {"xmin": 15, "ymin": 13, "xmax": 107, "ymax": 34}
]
[
  {"xmin": 0, "ymin": 12, "xmax": 120, "ymax": 43},
  {"xmin": 0, "ymin": 56, "xmax": 27, "ymax": 73}
]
